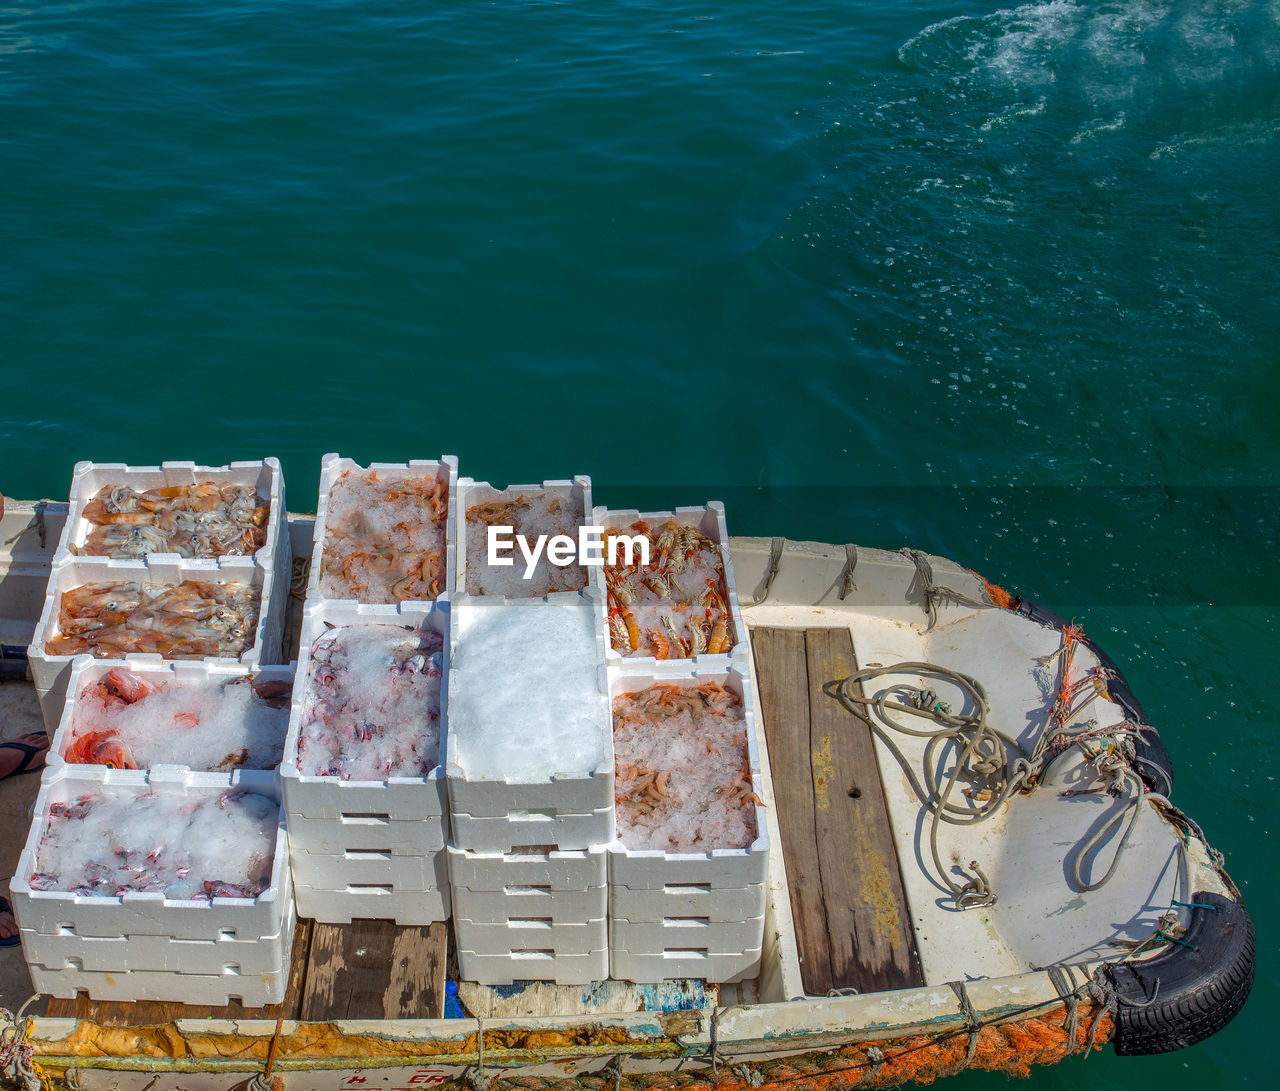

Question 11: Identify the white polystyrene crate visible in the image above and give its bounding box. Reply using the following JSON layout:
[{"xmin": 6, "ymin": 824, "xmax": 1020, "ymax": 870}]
[
  {"xmin": 12, "ymin": 767, "xmax": 292, "ymax": 950},
  {"xmin": 454, "ymin": 476, "xmax": 600, "ymax": 599},
  {"xmin": 608, "ymin": 665, "xmax": 770, "ymax": 893},
  {"xmin": 592, "ymin": 502, "xmax": 747, "ymax": 671},
  {"xmin": 28, "ymin": 553, "xmax": 283, "ymax": 731},
  {"xmin": 448, "ymin": 803, "xmax": 614, "ymax": 855},
  {"xmin": 19, "ymin": 902, "xmax": 295, "ymax": 976},
  {"xmin": 308, "ymin": 454, "xmax": 458, "ymax": 606},
  {"xmin": 457, "ymin": 945, "xmax": 608, "ymax": 987},
  {"xmin": 610, "ymin": 882, "xmax": 765, "ymax": 923},
  {"xmin": 446, "ymin": 844, "xmax": 607, "ymax": 893},
  {"xmin": 445, "ymin": 594, "xmax": 612, "ymax": 838},
  {"xmin": 452, "ymin": 882, "xmax": 607, "ymax": 925},
  {"xmin": 454, "ymin": 914, "xmax": 606, "ymax": 957},
  {"xmin": 288, "ymin": 845, "xmax": 448, "ymax": 892},
  {"xmin": 286, "ymin": 812, "xmax": 445, "ymax": 857},
  {"xmin": 609, "ymin": 945, "xmax": 761, "ymax": 986},
  {"xmin": 28, "ymin": 957, "xmax": 292, "ymax": 1007},
  {"xmin": 280, "ymin": 601, "xmax": 448, "ymax": 828},
  {"xmin": 293, "ymin": 879, "xmax": 450, "ymax": 926},
  {"xmin": 609, "ymin": 913, "xmax": 766, "ymax": 955},
  {"xmin": 48, "ymin": 658, "xmax": 295, "ymax": 775},
  {"xmin": 56, "ymin": 459, "xmax": 286, "ymax": 565}
]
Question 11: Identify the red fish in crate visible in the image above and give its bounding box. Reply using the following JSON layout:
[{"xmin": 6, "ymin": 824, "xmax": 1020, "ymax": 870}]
[
  {"xmin": 93, "ymin": 666, "xmax": 154, "ymax": 706},
  {"xmin": 65, "ymin": 730, "xmax": 137, "ymax": 770}
]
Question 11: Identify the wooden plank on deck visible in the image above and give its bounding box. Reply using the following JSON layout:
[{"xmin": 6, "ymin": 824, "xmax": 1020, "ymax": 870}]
[
  {"xmin": 45, "ymin": 919, "xmax": 313, "ymax": 1025},
  {"xmin": 300, "ymin": 920, "xmax": 447, "ymax": 1020},
  {"xmin": 805, "ymin": 628, "xmax": 924, "ymax": 994},
  {"xmin": 751, "ymin": 627, "xmax": 831, "ymax": 995},
  {"xmin": 751, "ymin": 626, "xmax": 924, "ymax": 996}
]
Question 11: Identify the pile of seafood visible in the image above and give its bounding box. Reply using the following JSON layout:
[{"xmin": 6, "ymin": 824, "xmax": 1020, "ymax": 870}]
[
  {"xmin": 29, "ymin": 787, "xmax": 278, "ymax": 900},
  {"xmin": 297, "ymin": 624, "xmax": 444, "ymax": 780},
  {"xmin": 612, "ymin": 682, "xmax": 759, "ymax": 852},
  {"xmin": 73, "ymin": 483, "xmax": 270, "ymax": 558},
  {"xmin": 465, "ymin": 488, "xmax": 589, "ymax": 597},
  {"xmin": 47, "ymin": 579, "xmax": 260, "ymax": 659},
  {"xmin": 604, "ymin": 519, "xmax": 734, "ymax": 659},
  {"xmin": 318, "ymin": 469, "xmax": 448, "ymax": 603},
  {"xmin": 65, "ymin": 667, "xmax": 290, "ymax": 771}
]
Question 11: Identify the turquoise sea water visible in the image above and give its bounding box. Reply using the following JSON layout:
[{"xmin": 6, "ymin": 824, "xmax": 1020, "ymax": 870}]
[{"xmin": 1, "ymin": 1, "xmax": 1276, "ymax": 1084}]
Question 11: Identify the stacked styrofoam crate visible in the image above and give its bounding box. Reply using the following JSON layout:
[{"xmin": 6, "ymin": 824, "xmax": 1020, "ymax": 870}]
[
  {"xmin": 445, "ymin": 593, "xmax": 612, "ymax": 984},
  {"xmin": 592, "ymin": 502, "xmax": 748, "ymax": 671},
  {"xmin": 29, "ymin": 459, "xmax": 288, "ymax": 731},
  {"xmin": 11, "ymin": 767, "xmax": 294, "ymax": 1005},
  {"xmin": 279, "ymin": 600, "xmax": 451, "ymax": 925},
  {"xmin": 447, "ymin": 844, "xmax": 609, "ymax": 986},
  {"xmin": 47, "ymin": 658, "xmax": 296, "ymax": 773},
  {"xmin": 307, "ymin": 454, "xmax": 458, "ymax": 605},
  {"xmin": 454, "ymin": 476, "xmax": 598, "ymax": 598},
  {"xmin": 607, "ymin": 665, "xmax": 770, "ymax": 985}
]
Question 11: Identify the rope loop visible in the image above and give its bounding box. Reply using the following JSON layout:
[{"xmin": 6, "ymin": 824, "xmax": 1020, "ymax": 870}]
[{"xmin": 947, "ymin": 981, "xmax": 982, "ymax": 1069}]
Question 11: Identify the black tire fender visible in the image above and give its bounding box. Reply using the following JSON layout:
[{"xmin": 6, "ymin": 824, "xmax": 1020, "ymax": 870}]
[{"xmin": 1108, "ymin": 892, "xmax": 1255, "ymax": 1055}]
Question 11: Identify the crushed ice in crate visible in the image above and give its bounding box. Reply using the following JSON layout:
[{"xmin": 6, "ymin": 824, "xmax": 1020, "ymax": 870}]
[
  {"xmin": 65, "ymin": 667, "xmax": 290, "ymax": 770},
  {"xmin": 449, "ymin": 600, "xmax": 607, "ymax": 778},
  {"xmin": 297, "ymin": 624, "xmax": 444, "ymax": 780},
  {"xmin": 612, "ymin": 682, "xmax": 758, "ymax": 852},
  {"xmin": 76, "ymin": 482, "xmax": 270, "ymax": 558},
  {"xmin": 319, "ymin": 467, "xmax": 448, "ymax": 603},
  {"xmin": 465, "ymin": 486, "xmax": 588, "ymax": 597},
  {"xmin": 47, "ymin": 579, "xmax": 260, "ymax": 659},
  {"xmin": 604, "ymin": 517, "xmax": 734, "ymax": 659},
  {"xmin": 31, "ymin": 787, "xmax": 278, "ymax": 900}
]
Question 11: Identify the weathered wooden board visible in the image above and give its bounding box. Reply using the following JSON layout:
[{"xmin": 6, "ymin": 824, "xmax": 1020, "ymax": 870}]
[
  {"xmin": 45, "ymin": 919, "xmax": 313, "ymax": 1025},
  {"xmin": 751, "ymin": 626, "xmax": 923, "ymax": 996},
  {"xmin": 805, "ymin": 627, "xmax": 924, "ymax": 994},
  {"xmin": 300, "ymin": 920, "xmax": 447, "ymax": 1020},
  {"xmin": 751, "ymin": 627, "xmax": 831, "ymax": 995}
]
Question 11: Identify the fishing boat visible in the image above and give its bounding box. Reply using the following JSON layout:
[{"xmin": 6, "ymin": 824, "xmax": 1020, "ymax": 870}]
[{"xmin": 0, "ymin": 496, "xmax": 1253, "ymax": 1091}]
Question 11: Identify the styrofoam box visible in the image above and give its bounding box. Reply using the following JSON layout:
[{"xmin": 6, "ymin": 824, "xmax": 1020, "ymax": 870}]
[
  {"xmin": 452, "ymin": 882, "xmax": 607, "ymax": 925},
  {"xmin": 289, "ymin": 845, "xmax": 448, "ymax": 891},
  {"xmin": 610, "ymin": 913, "xmax": 765, "ymax": 954},
  {"xmin": 448, "ymin": 803, "xmax": 614, "ymax": 856},
  {"xmin": 608, "ymin": 665, "xmax": 770, "ymax": 893},
  {"xmin": 28, "ymin": 554, "xmax": 284, "ymax": 732},
  {"xmin": 293, "ymin": 881, "xmax": 450, "ymax": 926},
  {"xmin": 281, "ymin": 600, "xmax": 448, "ymax": 833},
  {"xmin": 454, "ymin": 914, "xmax": 606, "ymax": 956},
  {"xmin": 609, "ymin": 945, "xmax": 761, "ymax": 986},
  {"xmin": 609, "ymin": 882, "xmax": 765, "ymax": 922},
  {"xmin": 56, "ymin": 459, "xmax": 286, "ymax": 568},
  {"xmin": 454, "ymin": 476, "xmax": 599, "ymax": 598},
  {"xmin": 446, "ymin": 843, "xmax": 607, "ymax": 893},
  {"xmin": 445, "ymin": 594, "xmax": 613, "ymax": 851},
  {"xmin": 11, "ymin": 768, "xmax": 294, "ymax": 1004},
  {"xmin": 456, "ymin": 945, "xmax": 608, "ymax": 987},
  {"xmin": 26, "ymin": 958, "xmax": 294, "ymax": 1007},
  {"xmin": 20, "ymin": 905, "xmax": 296, "ymax": 976},
  {"xmin": 308, "ymin": 454, "xmax": 458, "ymax": 605},
  {"xmin": 591, "ymin": 502, "xmax": 747, "ymax": 671},
  {"xmin": 48, "ymin": 659, "xmax": 295, "ymax": 775},
  {"xmin": 284, "ymin": 814, "xmax": 442, "ymax": 857}
]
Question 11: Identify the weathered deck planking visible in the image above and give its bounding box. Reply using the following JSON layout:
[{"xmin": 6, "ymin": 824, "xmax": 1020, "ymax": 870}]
[
  {"xmin": 301, "ymin": 920, "xmax": 446, "ymax": 1020},
  {"xmin": 751, "ymin": 626, "xmax": 924, "ymax": 996}
]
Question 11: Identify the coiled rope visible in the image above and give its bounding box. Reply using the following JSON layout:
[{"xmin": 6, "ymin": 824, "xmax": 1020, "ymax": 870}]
[{"xmin": 829, "ymin": 624, "xmax": 1172, "ymax": 908}]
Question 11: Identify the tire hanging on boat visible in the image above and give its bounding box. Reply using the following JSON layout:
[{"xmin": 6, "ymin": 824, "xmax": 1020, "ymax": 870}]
[{"xmin": 1108, "ymin": 891, "xmax": 1255, "ymax": 1055}]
